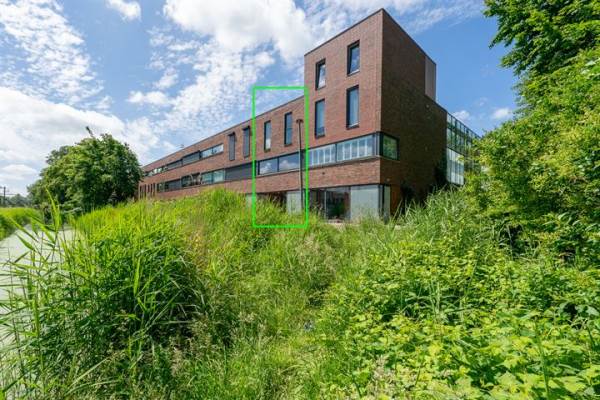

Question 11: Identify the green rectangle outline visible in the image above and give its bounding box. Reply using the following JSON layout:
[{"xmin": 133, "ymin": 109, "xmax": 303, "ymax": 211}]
[{"xmin": 251, "ymin": 86, "xmax": 309, "ymax": 229}]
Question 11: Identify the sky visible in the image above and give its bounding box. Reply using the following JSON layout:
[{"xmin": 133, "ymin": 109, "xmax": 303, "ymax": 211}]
[{"xmin": 0, "ymin": 0, "xmax": 518, "ymax": 195}]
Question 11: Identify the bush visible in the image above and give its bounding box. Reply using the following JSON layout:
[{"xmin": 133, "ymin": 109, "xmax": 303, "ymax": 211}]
[{"xmin": 0, "ymin": 207, "xmax": 40, "ymax": 240}]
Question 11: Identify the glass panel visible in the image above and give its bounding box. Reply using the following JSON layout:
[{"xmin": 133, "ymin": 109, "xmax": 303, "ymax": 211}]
[
  {"xmin": 213, "ymin": 170, "xmax": 225, "ymax": 183},
  {"xmin": 259, "ymin": 158, "xmax": 277, "ymax": 175},
  {"xmin": 243, "ymin": 127, "xmax": 250, "ymax": 157},
  {"xmin": 315, "ymin": 100, "xmax": 325, "ymax": 136},
  {"xmin": 336, "ymin": 135, "xmax": 373, "ymax": 162},
  {"xmin": 348, "ymin": 43, "xmax": 360, "ymax": 74},
  {"xmin": 229, "ymin": 134, "xmax": 235, "ymax": 161},
  {"xmin": 213, "ymin": 144, "xmax": 223, "ymax": 154},
  {"xmin": 325, "ymin": 187, "xmax": 350, "ymax": 220},
  {"xmin": 347, "ymin": 87, "xmax": 359, "ymax": 126},
  {"xmin": 264, "ymin": 121, "xmax": 271, "ymax": 150},
  {"xmin": 351, "ymin": 185, "xmax": 379, "ymax": 220},
  {"xmin": 201, "ymin": 172, "xmax": 213, "ymax": 184},
  {"xmin": 284, "ymin": 113, "xmax": 293, "ymax": 145},
  {"xmin": 309, "ymin": 144, "xmax": 335, "ymax": 167},
  {"xmin": 182, "ymin": 152, "xmax": 200, "ymax": 165},
  {"xmin": 382, "ymin": 135, "xmax": 398, "ymax": 159},
  {"xmin": 286, "ymin": 191, "xmax": 302, "ymax": 214},
  {"xmin": 279, "ymin": 153, "xmax": 300, "ymax": 171},
  {"xmin": 317, "ymin": 62, "xmax": 326, "ymax": 88}
]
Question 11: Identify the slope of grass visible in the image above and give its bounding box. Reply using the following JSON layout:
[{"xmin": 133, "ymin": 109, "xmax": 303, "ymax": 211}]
[
  {"xmin": 0, "ymin": 207, "xmax": 40, "ymax": 240},
  {"xmin": 1, "ymin": 189, "xmax": 598, "ymax": 399}
]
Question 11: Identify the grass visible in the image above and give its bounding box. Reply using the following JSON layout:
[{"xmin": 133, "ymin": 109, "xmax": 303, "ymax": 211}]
[
  {"xmin": 0, "ymin": 189, "xmax": 598, "ymax": 399},
  {"xmin": 0, "ymin": 208, "xmax": 40, "ymax": 241}
]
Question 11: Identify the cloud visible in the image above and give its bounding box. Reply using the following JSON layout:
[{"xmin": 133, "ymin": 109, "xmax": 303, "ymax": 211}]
[
  {"xmin": 452, "ymin": 110, "xmax": 471, "ymax": 121},
  {"xmin": 163, "ymin": 0, "xmax": 314, "ymax": 59},
  {"xmin": 155, "ymin": 68, "xmax": 178, "ymax": 89},
  {"xmin": 105, "ymin": 0, "xmax": 141, "ymax": 20},
  {"xmin": 0, "ymin": 0, "xmax": 102, "ymax": 106},
  {"xmin": 0, "ymin": 87, "xmax": 162, "ymax": 194},
  {"xmin": 491, "ymin": 107, "xmax": 513, "ymax": 120},
  {"xmin": 128, "ymin": 90, "xmax": 171, "ymax": 106}
]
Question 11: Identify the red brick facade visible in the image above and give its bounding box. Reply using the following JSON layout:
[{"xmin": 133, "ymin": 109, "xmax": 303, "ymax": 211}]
[{"xmin": 139, "ymin": 9, "xmax": 450, "ymax": 217}]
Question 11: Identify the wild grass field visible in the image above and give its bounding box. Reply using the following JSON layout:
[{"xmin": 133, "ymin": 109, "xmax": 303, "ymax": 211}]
[
  {"xmin": 1, "ymin": 189, "xmax": 598, "ymax": 399},
  {"xmin": 0, "ymin": 208, "xmax": 40, "ymax": 241}
]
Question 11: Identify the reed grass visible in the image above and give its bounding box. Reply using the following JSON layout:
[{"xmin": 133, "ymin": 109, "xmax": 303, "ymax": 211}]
[{"xmin": 0, "ymin": 208, "xmax": 40, "ymax": 241}]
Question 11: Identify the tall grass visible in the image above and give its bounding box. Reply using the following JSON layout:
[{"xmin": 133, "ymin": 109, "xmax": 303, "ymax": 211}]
[
  {"xmin": 0, "ymin": 208, "xmax": 40, "ymax": 240},
  {"xmin": 1, "ymin": 189, "xmax": 598, "ymax": 399}
]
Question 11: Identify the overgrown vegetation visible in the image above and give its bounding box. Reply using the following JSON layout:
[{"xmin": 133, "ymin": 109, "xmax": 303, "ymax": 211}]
[
  {"xmin": 1, "ymin": 1, "xmax": 598, "ymax": 398},
  {"xmin": 0, "ymin": 207, "xmax": 39, "ymax": 240}
]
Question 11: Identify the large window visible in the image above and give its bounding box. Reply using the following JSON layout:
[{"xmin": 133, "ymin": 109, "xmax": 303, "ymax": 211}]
[
  {"xmin": 315, "ymin": 99, "xmax": 325, "ymax": 137},
  {"xmin": 347, "ymin": 42, "xmax": 360, "ymax": 74},
  {"xmin": 309, "ymin": 144, "xmax": 335, "ymax": 167},
  {"xmin": 382, "ymin": 135, "xmax": 398, "ymax": 159},
  {"xmin": 229, "ymin": 133, "xmax": 236, "ymax": 161},
  {"xmin": 337, "ymin": 135, "xmax": 373, "ymax": 162},
  {"xmin": 346, "ymin": 86, "xmax": 359, "ymax": 127},
  {"xmin": 284, "ymin": 113, "xmax": 293, "ymax": 145},
  {"xmin": 316, "ymin": 60, "xmax": 326, "ymax": 89},
  {"xmin": 279, "ymin": 153, "xmax": 300, "ymax": 171},
  {"xmin": 243, "ymin": 127, "xmax": 250, "ymax": 157},
  {"xmin": 182, "ymin": 152, "xmax": 200, "ymax": 165},
  {"xmin": 259, "ymin": 158, "xmax": 277, "ymax": 175},
  {"xmin": 264, "ymin": 121, "xmax": 271, "ymax": 151},
  {"xmin": 201, "ymin": 169, "xmax": 225, "ymax": 185}
]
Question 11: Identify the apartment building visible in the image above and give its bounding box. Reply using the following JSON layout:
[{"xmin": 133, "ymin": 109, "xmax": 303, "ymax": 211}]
[{"xmin": 138, "ymin": 8, "xmax": 477, "ymax": 220}]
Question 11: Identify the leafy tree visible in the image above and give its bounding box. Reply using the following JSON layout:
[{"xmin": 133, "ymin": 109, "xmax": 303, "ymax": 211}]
[
  {"xmin": 485, "ymin": 0, "xmax": 600, "ymax": 75},
  {"xmin": 29, "ymin": 134, "xmax": 143, "ymax": 212},
  {"xmin": 474, "ymin": 1, "xmax": 600, "ymax": 262}
]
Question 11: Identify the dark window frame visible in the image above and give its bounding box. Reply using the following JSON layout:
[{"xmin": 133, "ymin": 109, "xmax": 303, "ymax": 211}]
[
  {"xmin": 315, "ymin": 99, "xmax": 325, "ymax": 137},
  {"xmin": 346, "ymin": 85, "xmax": 359, "ymax": 128},
  {"xmin": 316, "ymin": 59, "xmax": 326, "ymax": 89},
  {"xmin": 381, "ymin": 134, "xmax": 399, "ymax": 160},
  {"xmin": 347, "ymin": 41, "xmax": 360, "ymax": 75},
  {"xmin": 284, "ymin": 112, "xmax": 293, "ymax": 146}
]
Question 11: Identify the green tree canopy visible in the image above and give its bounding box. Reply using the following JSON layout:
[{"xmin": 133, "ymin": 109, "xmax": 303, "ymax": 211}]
[
  {"xmin": 29, "ymin": 134, "xmax": 143, "ymax": 212},
  {"xmin": 485, "ymin": 0, "xmax": 600, "ymax": 75}
]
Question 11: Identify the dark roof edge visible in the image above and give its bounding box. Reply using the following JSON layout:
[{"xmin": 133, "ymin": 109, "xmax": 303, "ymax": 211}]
[
  {"xmin": 143, "ymin": 94, "xmax": 304, "ymax": 168},
  {"xmin": 304, "ymin": 8, "xmax": 385, "ymax": 57}
]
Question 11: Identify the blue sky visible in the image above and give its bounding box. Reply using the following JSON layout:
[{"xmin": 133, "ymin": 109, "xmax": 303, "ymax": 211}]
[{"xmin": 0, "ymin": 0, "xmax": 517, "ymax": 195}]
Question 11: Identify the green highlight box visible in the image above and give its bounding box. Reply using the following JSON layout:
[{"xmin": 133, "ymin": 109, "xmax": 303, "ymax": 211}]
[{"xmin": 251, "ymin": 86, "xmax": 310, "ymax": 229}]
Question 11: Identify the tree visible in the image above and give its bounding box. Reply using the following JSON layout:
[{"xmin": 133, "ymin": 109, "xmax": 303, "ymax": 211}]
[
  {"xmin": 485, "ymin": 0, "xmax": 600, "ymax": 76},
  {"xmin": 29, "ymin": 134, "xmax": 143, "ymax": 212}
]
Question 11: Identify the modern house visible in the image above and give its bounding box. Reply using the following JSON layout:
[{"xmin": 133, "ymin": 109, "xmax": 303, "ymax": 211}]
[{"xmin": 138, "ymin": 8, "xmax": 477, "ymax": 220}]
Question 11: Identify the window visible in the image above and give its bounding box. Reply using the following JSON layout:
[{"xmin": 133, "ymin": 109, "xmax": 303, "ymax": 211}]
[
  {"xmin": 201, "ymin": 172, "xmax": 213, "ymax": 184},
  {"xmin": 316, "ymin": 60, "xmax": 326, "ymax": 89},
  {"xmin": 213, "ymin": 144, "xmax": 223, "ymax": 155},
  {"xmin": 348, "ymin": 42, "xmax": 360, "ymax": 74},
  {"xmin": 243, "ymin": 127, "xmax": 250, "ymax": 158},
  {"xmin": 259, "ymin": 158, "xmax": 277, "ymax": 175},
  {"xmin": 346, "ymin": 86, "xmax": 359, "ymax": 127},
  {"xmin": 279, "ymin": 153, "xmax": 300, "ymax": 171},
  {"xmin": 337, "ymin": 135, "xmax": 374, "ymax": 162},
  {"xmin": 165, "ymin": 160, "xmax": 182, "ymax": 171},
  {"xmin": 264, "ymin": 121, "xmax": 271, "ymax": 150},
  {"xmin": 315, "ymin": 100, "xmax": 325, "ymax": 137},
  {"xmin": 382, "ymin": 135, "xmax": 398, "ymax": 159},
  {"xmin": 182, "ymin": 152, "xmax": 200, "ymax": 165},
  {"xmin": 309, "ymin": 144, "xmax": 335, "ymax": 167},
  {"xmin": 213, "ymin": 170, "xmax": 225, "ymax": 183},
  {"xmin": 284, "ymin": 113, "xmax": 293, "ymax": 145},
  {"xmin": 229, "ymin": 133, "xmax": 236, "ymax": 161}
]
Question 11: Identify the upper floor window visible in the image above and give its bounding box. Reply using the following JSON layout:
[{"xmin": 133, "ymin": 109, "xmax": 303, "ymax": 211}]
[
  {"xmin": 316, "ymin": 60, "xmax": 326, "ymax": 89},
  {"xmin": 228, "ymin": 133, "xmax": 236, "ymax": 161},
  {"xmin": 264, "ymin": 121, "xmax": 271, "ymax": 151},
  {"xmin": 284, "ymin": 112, "xmax": 293, "ymax": 145},
  {"xmin": 346, "ymin": 86, "xmax": 359, "ymax": 127},
  {"xmin": 243, "ymin": 127, "xmax": 251, "ymax": 157},
  {"xmin": 348, "ymin": 42, "xmax": 360, "ymax": 74},
  {"xmin": 315, "ymin": 99, "xmax": 325, "ymax": 137},
  {"xmin": 382, "ymin": 135, "xmax": 399, "ymax": 159}
]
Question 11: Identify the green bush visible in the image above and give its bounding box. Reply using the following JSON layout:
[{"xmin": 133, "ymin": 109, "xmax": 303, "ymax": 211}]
[{"xmin": 0, "ymin": 207, "xmax": 40, "ymax": 240}]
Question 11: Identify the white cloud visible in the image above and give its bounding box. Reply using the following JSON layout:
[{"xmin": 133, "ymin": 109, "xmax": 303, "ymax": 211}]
[
  {"xmin": 105, "ymin": 0, "xmax": 141, "ymax": 21},
  {"xmin": 128, "ymin": 90, "xmax": 171, "ymax": 106},
  {"xmin": 0, "ymin": 87, "xmax": 162, "ymax": 194},
  {"xmin": 491, "ymin": 107, "xmax": 513, "ymax": 120},
  {"xmin": 452, "ymin": 110, "xmax": 471, "ymax": 121},
  {"xmin": 0, "ymin": 0, "xmax": 102, "ymax": 106},
  {"xmin": 155, "ymin": 68, "xmax": 178, "ymax": 90},
  {"xmin": 163, "ymin": 0, "xmax": 314, "ymax": 59}
]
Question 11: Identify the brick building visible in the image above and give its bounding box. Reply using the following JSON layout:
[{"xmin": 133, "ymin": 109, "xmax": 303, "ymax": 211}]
[{"xmin": 139, "ymin": 8, "xmax": 477, "ymax": 220}]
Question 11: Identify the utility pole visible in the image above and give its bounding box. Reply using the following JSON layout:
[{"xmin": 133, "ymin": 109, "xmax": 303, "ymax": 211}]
[
  {"xmin": 296, "ymin": 118, "xmax": 304, "ymax": 213},
  {"xmin": 0, "ymin": 186, "xmax": 6, "ymax": 207}
]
